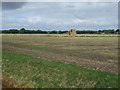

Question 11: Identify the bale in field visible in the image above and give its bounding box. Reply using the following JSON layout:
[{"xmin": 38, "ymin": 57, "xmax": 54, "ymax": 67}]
[{"xmin": 69, "ymin": 29, "xmax": 77, "ymax": 36}]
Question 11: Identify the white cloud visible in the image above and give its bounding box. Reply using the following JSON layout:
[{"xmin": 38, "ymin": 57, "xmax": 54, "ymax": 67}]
[
  {"xmin": 73, "ymin": 19, "xmax": 86, "ymax": 23},
  {"xmin": 2, "ymin": 2, "xmax": 118, "ymax": 30},
  {"xmin": 2, "ymin": 0, "xmax": 119, "ymax": 2},
  {"xmin": 27, "ymin": 16, "xmax": 41, "ymax": 24}
]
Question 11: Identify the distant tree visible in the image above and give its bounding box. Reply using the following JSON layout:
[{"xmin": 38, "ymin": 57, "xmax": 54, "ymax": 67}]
[
  {"xmin": 49, "ymin": 31, "xmax": 58, "ymax": 34},
  {"xmin": 20, "ymin": 28, "xmax": 26, "ymax": 31},
  {"xmin": 2, "ymin": 29, "xmax": 19, "ymax": 34},
  {"xmin": 98, "ymin": 30, "xmax": 102, "ymax": 34},
  {"xmin": 58, "ymin": 31, "xmax": 68, "ymax": 34},
  {"xmin": 1, "ymin": 29, "xmax": 117, "ymax": 34},
  {"xmin": 77, "ymin": 30, "xmax": 98, "ymax": 34},
  {"xmin": 20, "ymin": 28, "xmax": 26, "ymax": 34},
  {"xmin": 9, "ymin": 29, "xmax": 19, "ymax": 34},
  {"xmin": 102, "ymin": 29, "xmax": 115, "ymax": 34},
  {"xmin": 115, "ymin": 29, "xmax": 120, "ymax": 34}
]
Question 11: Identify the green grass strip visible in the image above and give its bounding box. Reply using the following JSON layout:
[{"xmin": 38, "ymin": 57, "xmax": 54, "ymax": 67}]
[{"xmin": 2, "ymin": 49, "xmax": 118, "ymax": 88}]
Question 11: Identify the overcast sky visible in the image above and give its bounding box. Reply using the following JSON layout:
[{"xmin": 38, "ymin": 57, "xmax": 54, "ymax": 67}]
[{"xmin": 2, "ymin": 2, "xmax": 118, "ymax": 31}]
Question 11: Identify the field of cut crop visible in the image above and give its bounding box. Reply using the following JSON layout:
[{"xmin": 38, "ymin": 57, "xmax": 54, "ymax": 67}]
[{"xmin": 2, "ymin": 34, "xmax": 119, "ymax": 88}]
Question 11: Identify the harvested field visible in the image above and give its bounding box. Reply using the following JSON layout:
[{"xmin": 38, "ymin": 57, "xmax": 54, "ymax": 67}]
[
  {"xmin": 2, "ymin": 34, "xmax": 118, "ymax": 74},
  {"xmin": 2, "ymin": 34, "xmax": 118, "ymax": 37}
]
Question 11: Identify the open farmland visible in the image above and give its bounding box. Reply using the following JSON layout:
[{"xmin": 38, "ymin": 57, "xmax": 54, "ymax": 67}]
[
  {"xmin": 2, "ymin": 34, "xmax": 118, "ymax": 74},
  {"xmin": 2, "ymin": 34, "xmax": 119, "ymax": 88}
]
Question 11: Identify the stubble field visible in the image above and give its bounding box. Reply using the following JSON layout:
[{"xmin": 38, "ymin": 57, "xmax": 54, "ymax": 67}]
[
  {"xmin": 2, "ymin": 34, "xmax": 118, "ymax": 74},
  {"xmin": 2, "ymin": 34, "xmax": 119, "ymax": 88}
]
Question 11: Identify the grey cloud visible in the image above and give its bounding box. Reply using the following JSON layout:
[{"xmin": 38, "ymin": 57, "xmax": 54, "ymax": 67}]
[
  {"xmin": 2, "ymin": 2, "xmax": 118, "ymax": 30},
  {"xmin": 2, "ymin": 2, "xmax": 27, "ymax": 10}
]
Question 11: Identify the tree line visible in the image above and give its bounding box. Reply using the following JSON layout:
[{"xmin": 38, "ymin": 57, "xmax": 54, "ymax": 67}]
[{"xmin": 1, "ymin": 28, "xmax": 120, "ymax": 34}]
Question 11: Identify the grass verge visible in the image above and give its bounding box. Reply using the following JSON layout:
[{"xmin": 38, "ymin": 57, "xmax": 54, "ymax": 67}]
[{"xmin": 2, "ymin": 49, "xmax": 118, "ymax": 88}]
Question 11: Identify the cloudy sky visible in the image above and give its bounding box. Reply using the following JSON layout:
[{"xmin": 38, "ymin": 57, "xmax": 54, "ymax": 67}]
[{"xmin": 2, "ymin": 2, "xmax": 118, "ymax": 31}]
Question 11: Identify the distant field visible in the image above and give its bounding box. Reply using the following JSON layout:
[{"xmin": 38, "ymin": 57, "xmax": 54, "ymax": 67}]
[
  {"xmin": 2, "ymin": 34, "xmax": 119, "ymax": 88},
  {"xmin": 2, "ymin": 34, "xmax": 118, "ymax": 37}
]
